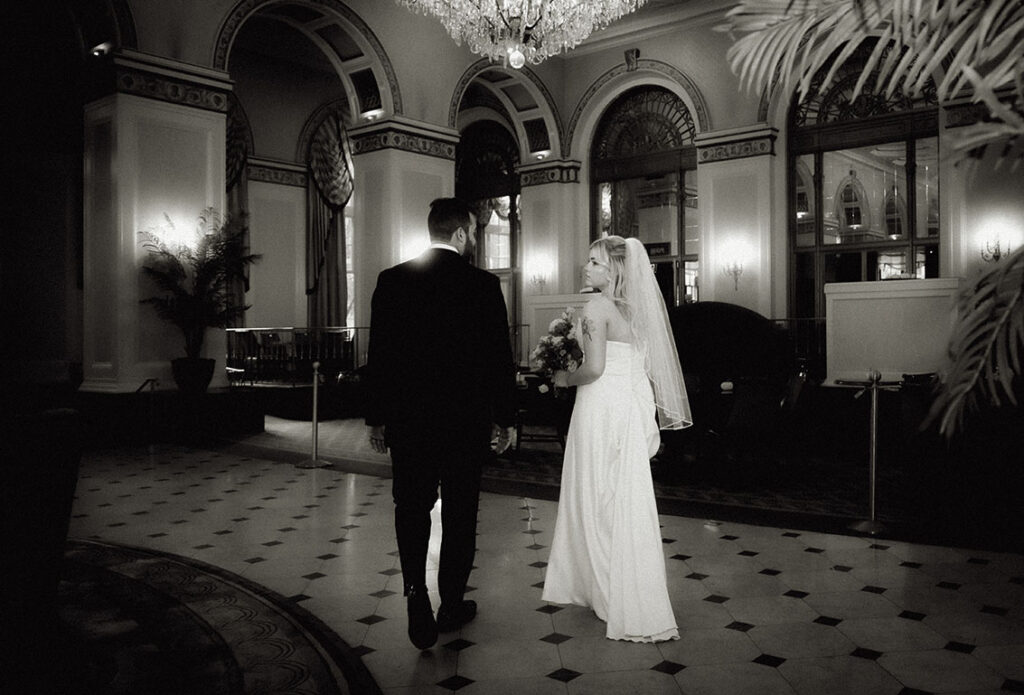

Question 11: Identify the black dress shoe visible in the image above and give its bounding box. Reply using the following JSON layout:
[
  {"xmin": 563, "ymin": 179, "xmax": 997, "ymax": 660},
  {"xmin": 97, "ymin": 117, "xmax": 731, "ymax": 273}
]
[
  {"xmin": 436, "ymin": 599, "xmax": 477, "ymax": 632},
  {"xmin": 406, "ymin": 587, "xmax": 438, "ymax": 649}
]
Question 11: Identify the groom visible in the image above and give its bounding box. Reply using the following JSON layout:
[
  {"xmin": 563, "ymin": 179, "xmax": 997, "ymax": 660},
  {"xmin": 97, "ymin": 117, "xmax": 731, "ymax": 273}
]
[{"xmin": 364, "ymin": 197, "xmax": 517, "ymax": 649}]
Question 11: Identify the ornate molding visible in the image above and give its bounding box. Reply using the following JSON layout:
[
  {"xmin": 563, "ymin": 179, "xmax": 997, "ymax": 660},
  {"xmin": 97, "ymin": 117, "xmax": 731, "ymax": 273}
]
[
  {"xmin": 697, "ymin": 135, "xmax": 776, "ymax": 163},
  {"xmin": 113, "ymin": 62, "xmax": 229, "ymax": 112},
  {"xmin": 350, "ymin": 126, "xmax": 457, "ymax": 160},
  {"xmin": 518, "ymin": 161, "xmax": 581, "ymax": 187},
  {"xmin": 944, "ymin": 102, "xmax": 990, "ymax": 129},
  {"xmin": 247, "ymin": 162, "xmax": 307, "ymax": 187}
]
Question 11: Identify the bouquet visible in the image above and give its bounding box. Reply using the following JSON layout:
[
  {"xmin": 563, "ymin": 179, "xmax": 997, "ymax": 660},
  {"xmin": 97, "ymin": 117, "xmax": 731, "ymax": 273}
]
[{"xmin": 530, "ymin": 307, "xmax": 584, "ymax": 379}]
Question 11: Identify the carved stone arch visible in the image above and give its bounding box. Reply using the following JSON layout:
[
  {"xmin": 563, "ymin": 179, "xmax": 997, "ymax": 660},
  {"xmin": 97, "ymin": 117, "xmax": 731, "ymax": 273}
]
[
  {"xmin": 213, "ymin": 0, "xmax": 402, "ymax": 116},
  {"xmin": 450, "ymin": 59, "xmax": 563, "ymax": 163},
  {"xmin": 565, "ymin": 59, "xmax": 709, "ymax": 162}
]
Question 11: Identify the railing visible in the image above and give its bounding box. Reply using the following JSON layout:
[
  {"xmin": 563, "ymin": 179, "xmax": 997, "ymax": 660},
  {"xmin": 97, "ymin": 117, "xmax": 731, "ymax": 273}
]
[{"xmin": 226, "ymin": 326, "xmax": 369, "ymax": 385}]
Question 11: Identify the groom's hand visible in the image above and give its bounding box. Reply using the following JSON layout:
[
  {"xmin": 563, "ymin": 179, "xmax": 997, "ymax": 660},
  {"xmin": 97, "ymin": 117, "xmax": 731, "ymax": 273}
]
[
  {"xmin": 368, "ymin": 425, "xmax": 388, "ymax": 454},
  {"xmin": 494, "ymin": 425, "xmax": 515, "ymax": 455}
]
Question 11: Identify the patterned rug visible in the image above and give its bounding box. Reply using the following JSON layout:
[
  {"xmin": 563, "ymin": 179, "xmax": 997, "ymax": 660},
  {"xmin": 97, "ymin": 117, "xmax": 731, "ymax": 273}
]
[{"xmin": 48, "ymin": 539, "xmax": 381, "ymax": 695}]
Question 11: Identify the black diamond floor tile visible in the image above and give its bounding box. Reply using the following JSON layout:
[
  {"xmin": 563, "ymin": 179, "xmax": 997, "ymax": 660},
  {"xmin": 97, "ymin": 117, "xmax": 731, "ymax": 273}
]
[
  {"xmin": 546, "ymin": 668, "xmax": 582, "ymax": 683},
  {"xmin": 752, "ymin": 653, "xmax": 786, "ymax": 668},
  {"xmin": 540, "ymin": 632, "xmax": 572, "ymax": 645},
  {"xmin": 851, "ymin": 647, "xmax": 883, "ymax": 660},
  {"xmin": 899, "ymin": 610, "xmax": 926, "ymax": 621},
  {"xmin": 726, "ymin": 621, "xmax": 754, "ymax": 632},
  {"xmin": 437, "ymin": 675, "xmax": 474, "ymax": 691},
  {"xmin": 651, "ymin": 660, "xmax": 685, "ymax": 675}
]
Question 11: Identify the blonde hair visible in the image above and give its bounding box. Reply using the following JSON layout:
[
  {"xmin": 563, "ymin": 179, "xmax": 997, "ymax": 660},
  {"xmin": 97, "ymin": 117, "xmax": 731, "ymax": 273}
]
[{"xmin": 590, "ymin": 235, "xmax": 636, "ymax": 335}]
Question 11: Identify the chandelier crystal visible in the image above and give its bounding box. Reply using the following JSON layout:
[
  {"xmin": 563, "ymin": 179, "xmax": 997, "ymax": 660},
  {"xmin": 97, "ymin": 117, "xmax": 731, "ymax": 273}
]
[{"xmin": 396, "ymin": 0, "xmax": 648, "ymax": 68}]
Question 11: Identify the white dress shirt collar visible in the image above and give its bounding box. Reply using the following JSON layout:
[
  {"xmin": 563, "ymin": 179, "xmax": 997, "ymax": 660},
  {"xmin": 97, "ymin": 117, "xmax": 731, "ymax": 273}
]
[{"xmin": 430, "ymin": 242, "xmax": 460, "ymax": 254}]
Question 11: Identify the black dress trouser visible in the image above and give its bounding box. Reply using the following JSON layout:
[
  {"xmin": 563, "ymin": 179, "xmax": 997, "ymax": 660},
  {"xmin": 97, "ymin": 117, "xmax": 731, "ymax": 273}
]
[{"xmin": 389, "ymin": 437, "xmax": 487, "ymax": 607}]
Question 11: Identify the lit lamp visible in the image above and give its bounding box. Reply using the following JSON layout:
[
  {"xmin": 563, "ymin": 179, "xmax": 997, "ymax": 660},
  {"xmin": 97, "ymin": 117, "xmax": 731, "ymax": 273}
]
[
  {"xmin": 395, "ymin": 0, "xmax": 648, "ymax": 68},
  {"xmin": 361, "ymin": 108, "xmax": 384, "ymax": 122},
  {"xmin": 722, "ymin": 261, "xmax": 743, "ymax": 291},
  {"xmin": 526, "ymin": 255, "xmax": 552, "ymax": 292},
  {"xmin": 981, "ymin": 238, "xmax": 1009, "ymax": 262}
]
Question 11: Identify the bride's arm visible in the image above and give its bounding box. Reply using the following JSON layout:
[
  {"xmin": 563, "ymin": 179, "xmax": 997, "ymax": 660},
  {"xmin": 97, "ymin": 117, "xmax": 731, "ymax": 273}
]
[{"xmin": 557, "ymin": 300, "xmax": 606, "ymax": 387}]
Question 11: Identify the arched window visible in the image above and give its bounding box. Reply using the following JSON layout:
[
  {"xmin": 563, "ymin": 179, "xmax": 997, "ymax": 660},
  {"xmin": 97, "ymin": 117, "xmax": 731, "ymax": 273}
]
[
  {"xmin": 789, "ymin": 40, "xmax": 940, "ymax": 318},
  {"xmin": 591, "ymin": 86, "xmax": 698, "ymax": 306}
]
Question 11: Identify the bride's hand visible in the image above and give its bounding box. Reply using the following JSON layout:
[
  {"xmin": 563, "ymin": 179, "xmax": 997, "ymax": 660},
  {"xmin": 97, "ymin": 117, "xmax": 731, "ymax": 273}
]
[{"xmin": 552, "ymin": 370, "xmax": 569, "ymax": 388}]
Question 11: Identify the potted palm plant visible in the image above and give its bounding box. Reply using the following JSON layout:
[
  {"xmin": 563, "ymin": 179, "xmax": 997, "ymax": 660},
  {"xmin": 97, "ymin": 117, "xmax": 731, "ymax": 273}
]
[
  {"xmin": 139, "ymin": 208, "xmax": 261, "ymax": 393},
  {"xmin": 720, "ymin": 0, "xmax": 1024, "ymax": 437}
]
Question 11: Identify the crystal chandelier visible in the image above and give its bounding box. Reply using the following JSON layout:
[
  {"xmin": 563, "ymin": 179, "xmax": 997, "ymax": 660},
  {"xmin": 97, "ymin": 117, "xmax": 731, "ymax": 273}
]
[{"xmin": 396, "ymin": 0, "xmax": 648, "ymax": 69}]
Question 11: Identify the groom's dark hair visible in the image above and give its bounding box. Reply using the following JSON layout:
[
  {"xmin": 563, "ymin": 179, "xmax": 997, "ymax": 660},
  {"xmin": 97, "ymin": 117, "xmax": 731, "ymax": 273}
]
[{"xmin": 428, "ymin": 198, "xmax": 473, "ymax": 242}]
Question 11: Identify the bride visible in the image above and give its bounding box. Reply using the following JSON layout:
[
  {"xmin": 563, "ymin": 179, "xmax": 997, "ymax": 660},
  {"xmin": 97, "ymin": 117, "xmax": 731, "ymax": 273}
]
[{"xmin": 542, "ymin": 235, "xmax": 692, "ymax": 642}]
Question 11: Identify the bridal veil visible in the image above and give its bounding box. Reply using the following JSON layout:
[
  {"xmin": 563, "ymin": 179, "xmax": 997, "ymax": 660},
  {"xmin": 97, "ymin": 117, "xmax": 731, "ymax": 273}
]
[{"xmin": 622, "ymin": 237, "xmax": 692, "ymax": 430}]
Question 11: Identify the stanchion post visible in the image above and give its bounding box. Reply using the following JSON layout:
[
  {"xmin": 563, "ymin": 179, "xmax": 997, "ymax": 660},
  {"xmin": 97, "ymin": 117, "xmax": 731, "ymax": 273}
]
[
  {"xmin": 297, "ymin": 361, "xmax": 329, "ymax": 469},
  {"xmin": 842, "ymin": 370, "xmax": 900, "ymax": 535}
]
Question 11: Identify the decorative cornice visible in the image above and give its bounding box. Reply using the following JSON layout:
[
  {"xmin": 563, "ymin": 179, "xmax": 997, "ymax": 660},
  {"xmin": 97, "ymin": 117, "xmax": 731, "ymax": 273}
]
[
  {"xmin": 696, "ymin": 126, "xmax": 778, "ymax": 163},
  {"xmin": 350, "ymin": 122, "xmax": 459, "ymax": 160},
  {"xmin": 518, "ymin": 161, "xmax": 581, "ymax": 187},
  {"xmin": 944, "ymin": 102, "xmax": 990, "ymax": 129},
  {"xmin": 247, "ymin": 160, "xmax": 307, "ymax": 187},
  {"xmin": 698, "ymin": 136, "xmax": 775, "ymax": 163},
  {"xmin": 104, "ymin": 51, "xmax": 232, "ymax": 112}
]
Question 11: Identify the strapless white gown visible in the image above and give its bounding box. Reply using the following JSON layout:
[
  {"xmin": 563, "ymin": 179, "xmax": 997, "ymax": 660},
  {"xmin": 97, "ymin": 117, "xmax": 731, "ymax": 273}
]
[{"xmin": 542, "ymin": 341, "xmax": 679, "ymax": 642}]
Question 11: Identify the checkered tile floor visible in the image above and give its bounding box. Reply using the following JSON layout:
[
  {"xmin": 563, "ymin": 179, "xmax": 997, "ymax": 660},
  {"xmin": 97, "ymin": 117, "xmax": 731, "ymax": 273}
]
[{"xmin": 68, "ymin": 434, "xmax": 1024, "ymax": 694}]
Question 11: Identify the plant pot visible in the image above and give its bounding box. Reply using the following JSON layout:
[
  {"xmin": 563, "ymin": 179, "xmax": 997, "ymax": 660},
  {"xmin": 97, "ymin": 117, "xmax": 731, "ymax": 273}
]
[{"xmin": 171, "ymin": 357, "xmax": 216, "ymax": 393}]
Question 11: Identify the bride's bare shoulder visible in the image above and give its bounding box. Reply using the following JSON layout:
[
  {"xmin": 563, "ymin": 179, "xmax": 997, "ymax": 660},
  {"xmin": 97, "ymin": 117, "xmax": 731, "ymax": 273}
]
[{"xmin": 582, "ymin": 293, "xmax": 615, "ymax": 314}]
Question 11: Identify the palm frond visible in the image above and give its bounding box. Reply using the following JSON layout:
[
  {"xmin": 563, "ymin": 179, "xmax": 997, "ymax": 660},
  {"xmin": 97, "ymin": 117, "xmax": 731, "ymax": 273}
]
[
  {"xmin": 139, "ymin": 209, "xmax": 261, "ymax": 359},
  {"xmin": 927, "ymin": 246, "xmax": 1024, "ymax": 437},
  {"xmin": 719, "ymin": 0, "xmax": 1024, "ymax": 162}
]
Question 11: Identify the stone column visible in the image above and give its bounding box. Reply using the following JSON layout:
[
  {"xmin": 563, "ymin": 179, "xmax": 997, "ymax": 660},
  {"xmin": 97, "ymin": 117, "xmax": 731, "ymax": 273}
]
[
  {"xmin": 348, "ymin": 116, "xmax": 460, "ymax": 362},
  {"xmin": 695, "ymin": 125, "xmax": 779, "ymax": 317},
  {"xmin": 80, "ymin": 50, "xmax": 231, "ymax": 393},
  {"xmin": 517, "ymin": 160, "xmax": 584, "ymax": 296}
]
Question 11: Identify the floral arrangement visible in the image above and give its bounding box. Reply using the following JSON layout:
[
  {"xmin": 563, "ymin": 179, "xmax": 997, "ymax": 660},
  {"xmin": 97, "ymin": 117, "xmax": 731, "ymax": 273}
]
[{"xmin": 530, "ymin": 307, "xmax": 584, "ymax": 377}]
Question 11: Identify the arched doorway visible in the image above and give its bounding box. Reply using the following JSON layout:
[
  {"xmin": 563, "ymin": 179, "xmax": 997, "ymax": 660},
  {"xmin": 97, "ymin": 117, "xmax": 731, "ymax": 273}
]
[{"xmin": 591, "ymin": 85, "xmax": 699, "ymax": 307}]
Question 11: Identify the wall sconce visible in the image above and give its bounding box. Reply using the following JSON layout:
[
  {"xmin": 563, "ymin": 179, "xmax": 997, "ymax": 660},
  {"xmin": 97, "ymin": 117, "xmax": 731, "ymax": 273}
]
[
  {"xmin": 722, "ymin": 261, "xmax": 744, "ymax": 291},
  {"xmin": 526, "ymin": 256, "xmax": 553, "ymax": 292},
  {"xmin": 361, "ymin": 108, "xmax": 384, "ymax": 122},
  {"xmin": 531, "ymin": 149, "xmax": 551, "ymax": 161},
  {"xmin": 981, "ymin": 238, "xmax": 1010, "ymax": 262}
]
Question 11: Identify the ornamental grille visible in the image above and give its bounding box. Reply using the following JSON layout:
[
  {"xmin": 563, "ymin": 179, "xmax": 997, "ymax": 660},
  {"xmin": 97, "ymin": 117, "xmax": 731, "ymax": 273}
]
[
  {"xmin": 593, "ymin": 87, "xmax": 695, "ymax": 160},
  {"xmin": 456, "ymin": 120, "xmax": 520, "ymax": 201},
  {"xmin": 791, "ymin": 41, "xmax": 937, "ymax": 127}
]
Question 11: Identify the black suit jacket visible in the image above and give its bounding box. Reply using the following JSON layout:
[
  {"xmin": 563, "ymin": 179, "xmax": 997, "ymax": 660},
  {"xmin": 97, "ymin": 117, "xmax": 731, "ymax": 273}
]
[{"xmin": 364, "ymin": 248, "xmax": 516, "ymax": 446}]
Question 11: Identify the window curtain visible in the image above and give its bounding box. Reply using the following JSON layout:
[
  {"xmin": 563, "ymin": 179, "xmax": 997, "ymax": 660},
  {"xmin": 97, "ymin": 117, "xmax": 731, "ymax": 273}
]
[
  {"xmin": 226, "ymin": 94, "xmax": 251, "ymax": 326},
  {"xmin": 306, "ymin": 111, "xmax": 354, "ymax": 328}
]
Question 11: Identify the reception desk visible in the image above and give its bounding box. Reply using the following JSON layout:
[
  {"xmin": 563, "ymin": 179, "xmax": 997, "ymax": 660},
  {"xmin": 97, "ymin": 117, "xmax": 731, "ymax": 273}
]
[{"xmin": 824, "ymin": 278, "xmax": 962, "ymax": 385}]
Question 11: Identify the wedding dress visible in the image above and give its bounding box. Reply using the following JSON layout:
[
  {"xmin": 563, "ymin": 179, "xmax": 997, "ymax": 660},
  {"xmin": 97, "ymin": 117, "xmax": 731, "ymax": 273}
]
[{"xmin": 542, "ymin": 340, "xmax": 679, "ymax": 642}]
